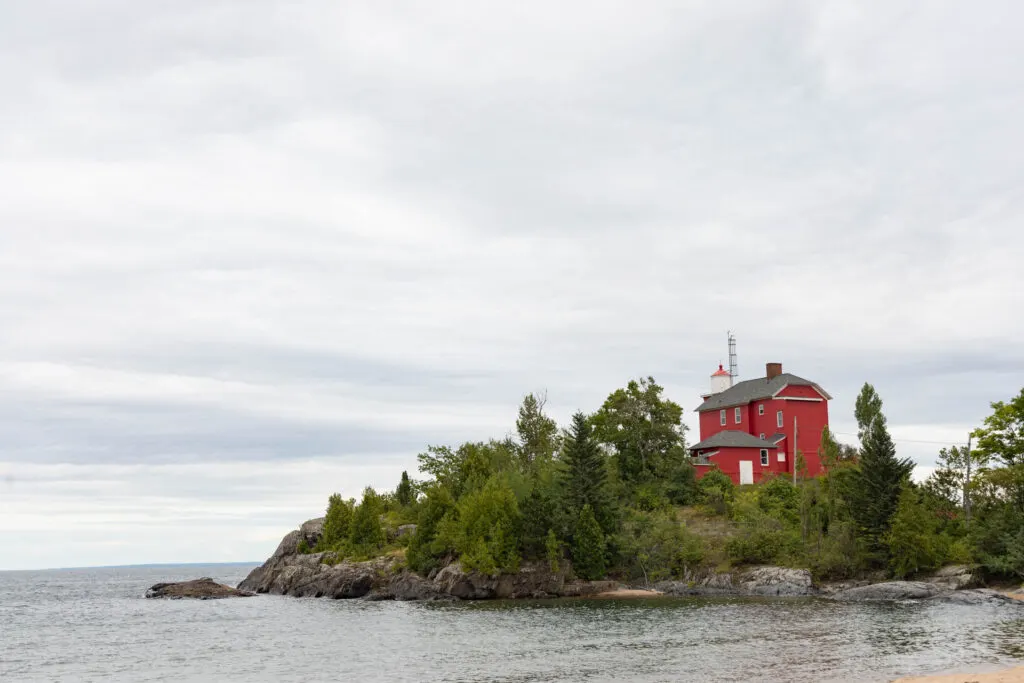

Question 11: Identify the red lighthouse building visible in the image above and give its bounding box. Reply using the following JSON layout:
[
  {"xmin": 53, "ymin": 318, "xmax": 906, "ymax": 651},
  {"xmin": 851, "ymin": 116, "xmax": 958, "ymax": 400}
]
[{"xmin": 689, "ymin": 362, "xmax": 831, "ymax": 485}]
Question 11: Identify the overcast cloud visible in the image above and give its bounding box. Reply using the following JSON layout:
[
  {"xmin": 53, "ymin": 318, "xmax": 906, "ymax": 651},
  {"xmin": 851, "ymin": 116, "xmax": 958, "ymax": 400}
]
[{"xmin": 2, "ymin": 0, "xmax": 1023, "ymax": 570}]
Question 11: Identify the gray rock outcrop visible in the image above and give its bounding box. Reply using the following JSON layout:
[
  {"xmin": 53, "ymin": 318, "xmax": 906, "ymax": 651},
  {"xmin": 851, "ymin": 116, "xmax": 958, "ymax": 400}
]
[
  {"xmin": 930, "ymin": 588, "xmax": 1023, "ymax": 606},
  {"xmin": 924, "ymin": 565, "xmax": 981, "ymax": 591},
  {"xmin": 146, "ymin": 578, "xmax": 254, "ymax": 599},
  {"xmin": 829, "ymin": 581, "xmax": 944, "ymax": 602},
  {"xmin": 655, "ymin": 565, "xmax": 816, "ymax": 597}
]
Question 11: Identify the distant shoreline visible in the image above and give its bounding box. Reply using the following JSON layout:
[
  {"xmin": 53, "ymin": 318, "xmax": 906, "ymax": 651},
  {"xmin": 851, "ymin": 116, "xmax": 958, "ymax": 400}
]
[{"xmin": 0, "ymin": 561, "xmax": 260, "ymax": 573}]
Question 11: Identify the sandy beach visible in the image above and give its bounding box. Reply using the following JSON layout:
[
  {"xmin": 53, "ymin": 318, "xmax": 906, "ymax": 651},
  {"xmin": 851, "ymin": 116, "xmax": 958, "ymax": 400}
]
[
  {"xmin": 589, "ymin": 588, "xmax": 665, "ymax": 599},
  {"xmin": 894, "ymin": 665, "xmax": 1024, "ymax": 682}
]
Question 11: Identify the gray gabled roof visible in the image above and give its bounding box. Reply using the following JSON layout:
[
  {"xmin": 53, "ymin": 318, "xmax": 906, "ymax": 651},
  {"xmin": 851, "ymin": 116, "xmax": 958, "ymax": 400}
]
[
  {"xmin": 689, "ymin": 430, "xmax": 777, "ymax": 451},
  {"xmin": 695, "ymin": 373, "xmax": 831, "ymax": 412}
]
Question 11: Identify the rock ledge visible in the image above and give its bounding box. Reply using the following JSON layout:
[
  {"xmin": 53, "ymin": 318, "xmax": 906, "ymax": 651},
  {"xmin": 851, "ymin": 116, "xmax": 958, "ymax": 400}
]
[{"xmin": 146, "ymin": 578, "xmax": 254, "ymax": 600}]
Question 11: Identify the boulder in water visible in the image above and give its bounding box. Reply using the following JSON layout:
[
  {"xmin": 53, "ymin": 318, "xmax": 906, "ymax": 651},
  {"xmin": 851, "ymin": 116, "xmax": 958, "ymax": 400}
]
[
  {"xmin": 930, "ymin": 588, "xmax": 1024, "ymax": 606},
  {"xmin": 829, "ymin": 581, "xmax": 943, "ymax": 602},
  {"xmin": 146, "ymin": 578, "xmax": 254, "ymax": 600}
]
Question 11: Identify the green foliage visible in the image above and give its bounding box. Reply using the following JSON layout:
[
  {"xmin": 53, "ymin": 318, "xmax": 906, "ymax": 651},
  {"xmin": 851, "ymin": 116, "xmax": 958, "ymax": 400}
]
[
  {"xmin": 317, "ymin": 493, "xmax": 354, "ymax": 552},
  {"xmin": 619, "ymin": 509, "xmax": 704, "ymax": 583},
  {"xmin": 843, "ymin": 393, "xmax": 914, "ymax": 561},
  {"xmin": 698, "ymin": 467, "xmax": 735, "ymax": 515},
  {"xmin": 592, "ymin": 377, "xmax": 686, "ymax": 483},
  {"xmin": 516, "ymin": 392, "xmax": 560, "ymax": 474},
  {"xmin": 854, "ymin": 382, "xmax": 884, "ymax": 444},
  {"xmin": 560, "ymin": 412, "xmax": 616, "ymax": 534},
  {"xmin": 348, "ymin": 487, "xmax": 386, "ymax": 557},
  {"xmin": 406, "ymin": 485, "xmax": 457, "ymax": 574},
  {"xmin": 442, "ymin": 477, "xmax": 522, "ymax": 575},
  {"xmin": 546, "ymin": 529, "xmax": 561, "ymax": 573},
  {"xmin": 416, "ymin": 440, "xmax": 518, "ymax": 500},
  {"xmin": 665, "ymin": 459, "xmax": 700, "ymax": 505},
  {"xmin": 519, "ymin": 488, "xmax": 557, "ymax": 560},
  {"xmin": 887, "ymin": 485, "xmax": 948, "ymax": 578},
  {"xmin": 727, "ymin": 489, "xmax": 802, "ymax": 565},
  {"xmin": 396, "ymin": 471, "xmax": 415, "ymax": 507},
  {"xmin": 635, "ymin": 485, "xmax": 670, "ymax": 512},
  {"xmin": 973, "ymin": 388, "xmax": 1024, "ymax": 514},
  {"xmin": 572, "ymin": 504, "xmax": 607, "ymax": 580},
  {"xmin": 296, "ymin": 538, "xmax": 311, "ymax": 554}
]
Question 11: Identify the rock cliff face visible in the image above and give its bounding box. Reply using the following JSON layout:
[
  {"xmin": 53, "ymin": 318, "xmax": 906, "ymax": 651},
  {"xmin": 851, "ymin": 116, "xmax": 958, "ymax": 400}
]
[{"xmin": 238, "ymin": 518, "xmax": 611, "ymax": 601}]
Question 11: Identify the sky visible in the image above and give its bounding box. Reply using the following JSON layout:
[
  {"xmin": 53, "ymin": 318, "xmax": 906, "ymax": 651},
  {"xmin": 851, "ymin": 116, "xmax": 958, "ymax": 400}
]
[{"xmin": 2, "ymin": 0, "xmax": 1023, "ymax": 571}]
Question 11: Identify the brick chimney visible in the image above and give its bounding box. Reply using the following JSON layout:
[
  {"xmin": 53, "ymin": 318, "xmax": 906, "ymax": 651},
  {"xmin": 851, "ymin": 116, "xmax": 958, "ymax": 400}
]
[{"xmin": 766, "ymin": 362, "xmax": 783, "ymax": 380}]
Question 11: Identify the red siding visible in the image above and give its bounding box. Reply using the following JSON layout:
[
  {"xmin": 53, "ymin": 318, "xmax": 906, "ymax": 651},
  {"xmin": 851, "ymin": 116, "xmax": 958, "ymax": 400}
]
[
  {"xmin": 694, "ymin": 445, "xmax": 787, "ymax": 484},
  {"xmin": 694, "ymin": 378, "xmax": 831, "ymax": 485}
]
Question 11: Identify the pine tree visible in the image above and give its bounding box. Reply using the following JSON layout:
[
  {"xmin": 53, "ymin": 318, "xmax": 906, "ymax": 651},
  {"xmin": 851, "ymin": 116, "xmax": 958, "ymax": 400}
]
[
  {"xmin": 572, "ymin": 504, "xmax": 607, "ymax": 580},
  {"xmin": 396, "ymin": 471, "xmax": 414, "ymax": 507},
  {"xmin": 845, "ymin": 399, "xmax": 914, "ymax": 560},
  {"xmin": 561, "ymin": 412, "xmax": 615, "ymax": 534}
]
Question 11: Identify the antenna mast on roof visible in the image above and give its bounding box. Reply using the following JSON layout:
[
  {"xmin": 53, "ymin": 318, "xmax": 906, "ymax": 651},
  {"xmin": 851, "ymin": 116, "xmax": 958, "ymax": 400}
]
[{"xmin": 727, "ymin": 331, "xmax": 738, "ymax": 386}]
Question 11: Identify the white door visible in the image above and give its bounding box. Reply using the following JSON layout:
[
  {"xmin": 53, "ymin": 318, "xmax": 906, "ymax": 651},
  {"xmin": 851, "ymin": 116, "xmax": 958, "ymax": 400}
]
[{"xmin": 739, "ymin": 461, "xmax": 754, "ymax": 485}]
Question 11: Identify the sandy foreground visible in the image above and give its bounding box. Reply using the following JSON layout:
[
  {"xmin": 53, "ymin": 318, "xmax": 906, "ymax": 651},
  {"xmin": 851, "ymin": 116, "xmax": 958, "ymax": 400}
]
[{"xmin": 894, "ymin": 666, "xmax": 1024, "ymax": 683}]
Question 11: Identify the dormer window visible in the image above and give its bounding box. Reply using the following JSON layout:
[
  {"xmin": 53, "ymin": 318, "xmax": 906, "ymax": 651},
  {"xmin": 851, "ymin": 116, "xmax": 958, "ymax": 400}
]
[
  {"xmin": 734, "ymin": 407, "xmax": 741, "ymax": 424},
  {"xmin": 720, "ymin": 409, "xmax": 726, "ymax": 426}
]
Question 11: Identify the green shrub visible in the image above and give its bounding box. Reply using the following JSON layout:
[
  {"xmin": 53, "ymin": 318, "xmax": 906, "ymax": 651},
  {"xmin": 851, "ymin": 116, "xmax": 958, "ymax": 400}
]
[
  {"xmin": 699, "ymin": 468, "xmax": 735, "ymax": 515},
  {"xmin": 442, "ymin": 477, "xmax": 522, "ymax": 575},
  {"xmin": 296, "ymin": 538, "xmax": 311, "ymax": 554},
  {"xmin": 635, "ymin": 485, "xmax": 669, "ymax": 512}
]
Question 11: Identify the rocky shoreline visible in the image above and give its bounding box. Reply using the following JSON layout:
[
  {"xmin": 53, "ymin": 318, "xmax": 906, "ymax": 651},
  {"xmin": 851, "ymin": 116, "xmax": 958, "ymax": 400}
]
[{"xmin": 236, "ymin": 518, "xmax": 1024, "ymax": 606}]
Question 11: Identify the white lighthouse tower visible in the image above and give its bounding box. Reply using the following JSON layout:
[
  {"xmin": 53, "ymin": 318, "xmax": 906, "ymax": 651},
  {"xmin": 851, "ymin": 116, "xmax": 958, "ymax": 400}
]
[{"xmin": 709, "ymin": 364, "xmax": 732, "ymax": 395}]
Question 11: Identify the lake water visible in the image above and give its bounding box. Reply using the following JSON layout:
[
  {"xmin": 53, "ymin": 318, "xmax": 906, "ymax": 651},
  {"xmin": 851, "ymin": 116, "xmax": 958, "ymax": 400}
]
[{"xmin": 1, "ymin": 563, "xmax": 1022, "ymax": 682}]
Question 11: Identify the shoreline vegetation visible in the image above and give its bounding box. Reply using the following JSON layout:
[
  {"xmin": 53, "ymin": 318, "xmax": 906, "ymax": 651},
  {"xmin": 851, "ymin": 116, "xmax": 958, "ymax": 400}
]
[{"xmin": 259, "ymin": 379, "xmax": 1023, "ymax": 592}]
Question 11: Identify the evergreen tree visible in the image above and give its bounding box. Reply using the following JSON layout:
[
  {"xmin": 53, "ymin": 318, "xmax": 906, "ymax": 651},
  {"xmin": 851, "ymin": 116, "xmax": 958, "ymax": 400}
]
[
  {"xmin": 571, "ymin": 504, "xmax": 607, "ymax": 580},
  {"xmin": 396, "ymin": 470, "xmax": 414, "ymax": 507},
  {"xmin": 317, "ymin": 493, "xmax": 354, "ymax": 551},
  {"xmin": 519, "ymin": 488, "xmax": 557, "ymax": 560},
  {"xmin": 844, "ymin": 396, "xmax": 914, "ymax": 560},
  {"xmin": 348, "ymin": 487, "xmax": 386, "ymax": 556},
  {"xmin": 560, "ymin": 412, "xmax": 615, "ymax": 534}
]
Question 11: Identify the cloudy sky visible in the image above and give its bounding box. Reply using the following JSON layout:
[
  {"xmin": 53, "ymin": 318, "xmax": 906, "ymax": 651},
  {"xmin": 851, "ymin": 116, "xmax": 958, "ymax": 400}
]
[{"xmin": 2, "ymin": 1, "xmax": 1023, "ymax": 571}]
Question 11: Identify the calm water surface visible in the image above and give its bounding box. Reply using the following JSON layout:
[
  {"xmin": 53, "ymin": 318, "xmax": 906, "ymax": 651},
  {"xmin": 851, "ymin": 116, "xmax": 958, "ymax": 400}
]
[{"xmin": 1, "ymin": 564, "xmax": 1022, "ymax": 682}]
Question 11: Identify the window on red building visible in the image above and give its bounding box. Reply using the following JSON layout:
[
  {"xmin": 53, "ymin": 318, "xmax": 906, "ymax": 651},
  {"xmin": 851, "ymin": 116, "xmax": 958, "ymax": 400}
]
[
  {"xmin": 720, "ymin": 409, "xmax": 726, "ymax": 426},
  {"xmin": 734, "ymin": 407, "xmax": 741, "ymax": 424}
]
